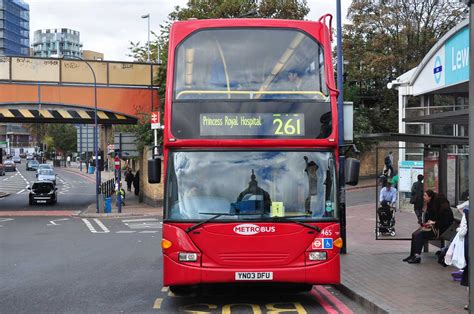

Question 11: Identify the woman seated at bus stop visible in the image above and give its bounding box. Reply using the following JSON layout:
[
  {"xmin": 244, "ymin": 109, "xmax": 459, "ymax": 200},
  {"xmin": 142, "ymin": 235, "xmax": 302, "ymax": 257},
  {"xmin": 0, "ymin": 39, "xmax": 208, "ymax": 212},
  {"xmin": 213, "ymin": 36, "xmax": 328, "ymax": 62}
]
[{"xmin": 403, "ymin": 191, "xmax": 454, "ymax": 264}]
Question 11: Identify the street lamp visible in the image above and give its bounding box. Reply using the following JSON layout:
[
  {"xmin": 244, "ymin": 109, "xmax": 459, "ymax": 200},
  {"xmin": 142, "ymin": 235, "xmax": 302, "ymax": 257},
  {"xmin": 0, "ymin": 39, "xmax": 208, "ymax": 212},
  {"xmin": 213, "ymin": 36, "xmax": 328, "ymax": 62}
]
[
  {"xmin": 336, "ymin": 0, "xmax": 346, "ymax": 254},
  {"xmin": 63, "ymin": 54, "xmax": 100, "ymax": 213},
  {"xmin": 142, "ymin": 13, "xmax": 159, "ymax": 156},
  {"xmin": 141, "ymin": 14, "xmax": 151, "ymax": 62}
]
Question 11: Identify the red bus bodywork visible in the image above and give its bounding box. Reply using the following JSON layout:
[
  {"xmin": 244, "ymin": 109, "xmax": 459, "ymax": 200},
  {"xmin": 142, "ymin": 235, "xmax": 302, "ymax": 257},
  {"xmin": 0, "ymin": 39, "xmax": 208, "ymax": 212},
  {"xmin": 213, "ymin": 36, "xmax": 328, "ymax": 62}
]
[{"xmin": 162, "ymin": 18, "xmax": 341, "ymax": 289}]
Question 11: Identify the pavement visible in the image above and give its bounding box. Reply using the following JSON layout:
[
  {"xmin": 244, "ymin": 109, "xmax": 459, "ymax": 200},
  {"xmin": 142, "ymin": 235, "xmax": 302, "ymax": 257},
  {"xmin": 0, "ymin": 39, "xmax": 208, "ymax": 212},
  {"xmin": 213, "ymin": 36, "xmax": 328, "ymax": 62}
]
[
  {"xmin": 340, "ymin": 202, "xmax": 468, "ymax": 313},
  {"xmin": 58, "ymin": 165, "xmax": 163, "ymax": 218}
]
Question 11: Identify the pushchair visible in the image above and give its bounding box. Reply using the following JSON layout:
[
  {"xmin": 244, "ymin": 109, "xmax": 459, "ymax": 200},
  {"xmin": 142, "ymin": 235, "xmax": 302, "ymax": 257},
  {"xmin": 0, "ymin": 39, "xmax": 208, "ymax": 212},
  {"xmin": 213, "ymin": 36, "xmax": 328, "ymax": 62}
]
[{"xmin": 376, "ymin": 203, "xmax": 396, "ymax": 236}]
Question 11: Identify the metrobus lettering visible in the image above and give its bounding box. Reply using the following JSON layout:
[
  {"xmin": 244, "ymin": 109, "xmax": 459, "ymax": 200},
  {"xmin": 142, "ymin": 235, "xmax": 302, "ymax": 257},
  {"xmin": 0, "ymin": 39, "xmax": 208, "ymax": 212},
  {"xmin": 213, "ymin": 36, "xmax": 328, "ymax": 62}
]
[{"xmin": 233, "ymin": 224, "xmax": 276, "ymax": 235}]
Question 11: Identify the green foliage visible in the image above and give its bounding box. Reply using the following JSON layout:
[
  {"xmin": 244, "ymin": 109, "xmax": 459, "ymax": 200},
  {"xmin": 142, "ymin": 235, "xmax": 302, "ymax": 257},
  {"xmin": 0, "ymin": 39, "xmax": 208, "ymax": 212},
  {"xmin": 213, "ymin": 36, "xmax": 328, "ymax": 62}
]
[
  {"xmin": 342, "ymin": 0, "xmax": 465, "ymax": 151},
  {"xmin": 127, "ymin": 0, "xmax": 310, "ymax": 148},
  {"xmin": 47, "ymin": 124, "xmax": 77, "ymax": 153}
]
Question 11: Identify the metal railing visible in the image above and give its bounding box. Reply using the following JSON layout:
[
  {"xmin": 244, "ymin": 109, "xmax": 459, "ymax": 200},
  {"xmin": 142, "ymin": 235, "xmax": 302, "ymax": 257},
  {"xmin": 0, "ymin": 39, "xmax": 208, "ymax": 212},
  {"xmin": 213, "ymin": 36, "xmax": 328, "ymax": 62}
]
[{"xmin": 99, "ymin": 178, "xmax": 115, "ymax": 198}]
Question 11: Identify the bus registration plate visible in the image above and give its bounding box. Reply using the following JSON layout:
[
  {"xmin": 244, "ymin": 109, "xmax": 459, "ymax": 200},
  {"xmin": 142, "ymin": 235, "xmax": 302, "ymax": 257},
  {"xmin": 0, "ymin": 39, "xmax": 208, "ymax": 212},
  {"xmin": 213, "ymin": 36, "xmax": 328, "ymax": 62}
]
[{"xmin": 235, "ymin": 272, "xmax": 273, "ymax": 281}]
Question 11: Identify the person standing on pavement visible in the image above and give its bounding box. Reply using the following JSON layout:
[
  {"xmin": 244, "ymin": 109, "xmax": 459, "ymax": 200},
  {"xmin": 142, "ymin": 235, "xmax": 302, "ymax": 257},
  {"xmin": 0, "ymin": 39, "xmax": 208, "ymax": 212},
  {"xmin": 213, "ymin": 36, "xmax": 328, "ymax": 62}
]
[
  {"xmin": 410, "ymin": 174, "xmax": 424, "ymax": 225},
  {"xmin": 379, "ymin": 181, "xmax": 397, "ymax": 208},
  {"xmin": 125, "ymin": 169, "xmax": 134, "ymax": 192},
  {"xmin": 456, "ymin": 200, "xmax": 469, "ymax": 311},
  {"xmin": 404, "ymin": 191, "xmax": 454, "ymax": 264},
  {"xmin": 133, "ymin": 170, "xmax": 140, "ymax": 196}
]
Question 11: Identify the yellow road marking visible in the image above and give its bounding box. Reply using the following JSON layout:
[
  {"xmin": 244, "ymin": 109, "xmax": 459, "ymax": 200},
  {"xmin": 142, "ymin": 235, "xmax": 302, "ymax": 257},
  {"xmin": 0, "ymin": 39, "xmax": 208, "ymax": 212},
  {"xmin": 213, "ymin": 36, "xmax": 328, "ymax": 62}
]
[
  {"xmin": 153, "ymin": 298, "xmax": 163, "ymax": 309},
  {"xmin": 222, "ymin": 304, "xmax": 262, "ymax": 314},
  {"xmin": 161, "ymin": 287, "xmax": 169, "ymax": 292}
]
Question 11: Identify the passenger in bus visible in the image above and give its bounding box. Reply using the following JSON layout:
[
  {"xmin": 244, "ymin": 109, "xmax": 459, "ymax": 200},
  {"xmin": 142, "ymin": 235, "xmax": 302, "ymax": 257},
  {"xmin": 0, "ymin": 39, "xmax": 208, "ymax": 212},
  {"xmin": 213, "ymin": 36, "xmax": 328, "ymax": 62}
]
[
  {"xmin": 317, "ymin": 111, "xmax": 332, "ymax": 138},
  {"xmin": 304, "ymin": 157, "xmax": 319, "ymax": 215},
  {"xmin": 287, "ymin": 70, "xmax": 304, "ymax": 91}
]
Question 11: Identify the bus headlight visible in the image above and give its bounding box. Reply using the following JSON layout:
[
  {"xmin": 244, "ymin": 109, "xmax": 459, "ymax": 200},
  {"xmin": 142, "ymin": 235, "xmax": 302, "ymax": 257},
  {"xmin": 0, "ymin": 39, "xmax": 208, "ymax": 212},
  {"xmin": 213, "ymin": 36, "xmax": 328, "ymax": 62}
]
[
  {"xmin": 309, "ymin": 251, "xmax": 327, "ymax": 261},
  {"xmin": 178, "ymin": 252, "xmax": 198, "ymax": 262}
]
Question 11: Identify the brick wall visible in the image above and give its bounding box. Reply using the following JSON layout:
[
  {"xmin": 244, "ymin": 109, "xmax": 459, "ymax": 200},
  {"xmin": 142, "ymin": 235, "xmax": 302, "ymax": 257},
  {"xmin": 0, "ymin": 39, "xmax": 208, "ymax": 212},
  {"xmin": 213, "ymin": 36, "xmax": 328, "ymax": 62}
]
[
  {"xmin": 358, "ymin": 142, "xmax": 399, "ymax": 178},
  {"xmin": 139, "ymin": 146, "xmax": 163, "ymax": 207}
]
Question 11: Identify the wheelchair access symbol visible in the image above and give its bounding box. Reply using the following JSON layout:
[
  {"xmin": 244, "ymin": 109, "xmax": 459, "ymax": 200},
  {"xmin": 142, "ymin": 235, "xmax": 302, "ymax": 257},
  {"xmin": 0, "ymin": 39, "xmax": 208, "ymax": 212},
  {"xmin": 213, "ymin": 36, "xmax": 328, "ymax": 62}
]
[
  {"xmin": 323, "ymin": 238, "xmax": 333, "ymax": 249},
  {"xmin": 312, "ymin": 238, "xmax": 333, "ymax": 250}
]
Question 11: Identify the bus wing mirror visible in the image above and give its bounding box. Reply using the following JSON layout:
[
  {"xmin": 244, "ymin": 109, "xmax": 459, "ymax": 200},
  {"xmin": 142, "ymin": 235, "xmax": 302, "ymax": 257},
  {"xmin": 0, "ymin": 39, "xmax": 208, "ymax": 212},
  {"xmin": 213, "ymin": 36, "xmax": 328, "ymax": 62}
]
[
  {"xmin": 345, "ymin": 158, "xmax": 360, "ymax": 186},
  {"xmin": 148, "ymin": 158, "xmax": 162, "ymax": 184}
]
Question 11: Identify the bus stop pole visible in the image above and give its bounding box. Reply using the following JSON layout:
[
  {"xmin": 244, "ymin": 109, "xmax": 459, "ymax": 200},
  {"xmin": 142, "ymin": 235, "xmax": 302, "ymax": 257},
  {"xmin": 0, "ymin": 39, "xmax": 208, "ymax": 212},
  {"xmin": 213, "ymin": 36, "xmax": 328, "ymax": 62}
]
[
  {"xmin": 467, "ymin": 0, "xmax": 473, "ymax": 309},
  {"xmin": 336, "ymin": 0, "xmax": 347, "ymax": 254}
]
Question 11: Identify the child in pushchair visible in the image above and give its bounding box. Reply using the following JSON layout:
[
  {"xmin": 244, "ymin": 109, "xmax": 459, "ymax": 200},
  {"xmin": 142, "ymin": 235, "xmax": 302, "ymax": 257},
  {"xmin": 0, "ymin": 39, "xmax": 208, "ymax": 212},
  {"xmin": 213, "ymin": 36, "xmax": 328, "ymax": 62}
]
[{"xmin": 377, "ymin": 201, "xmax": 396, "ymax": 236}]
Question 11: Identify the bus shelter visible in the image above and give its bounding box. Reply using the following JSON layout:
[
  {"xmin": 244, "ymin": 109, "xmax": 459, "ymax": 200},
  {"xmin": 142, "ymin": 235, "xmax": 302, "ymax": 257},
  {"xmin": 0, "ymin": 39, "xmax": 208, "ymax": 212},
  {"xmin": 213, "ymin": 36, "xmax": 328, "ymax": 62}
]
[{"xmin": 360, "ymin": 132, "xmax": 468, "ymax": 240}]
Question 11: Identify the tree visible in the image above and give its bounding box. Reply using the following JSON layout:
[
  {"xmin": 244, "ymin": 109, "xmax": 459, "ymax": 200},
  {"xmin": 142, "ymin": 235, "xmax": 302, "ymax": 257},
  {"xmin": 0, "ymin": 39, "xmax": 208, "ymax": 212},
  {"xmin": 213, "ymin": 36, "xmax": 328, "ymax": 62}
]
[
  {"xmin": 342, "ymin": 0, "xmax": 465, "ymax": 137},
  {"xmin": 127, "ymin": 0, "xmax": 310, "ymax": 148},
  {"xmin": 47, "ymin": 124, "xmax": 77, "ymax": 154}
]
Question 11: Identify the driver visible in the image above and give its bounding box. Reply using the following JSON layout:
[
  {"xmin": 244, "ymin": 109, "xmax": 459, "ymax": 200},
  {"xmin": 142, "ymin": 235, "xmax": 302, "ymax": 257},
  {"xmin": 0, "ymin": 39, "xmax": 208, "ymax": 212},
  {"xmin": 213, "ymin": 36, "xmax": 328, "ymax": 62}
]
[{"xmin": 236, "ymin": 170, "xmax": 272, "ymax": 213}]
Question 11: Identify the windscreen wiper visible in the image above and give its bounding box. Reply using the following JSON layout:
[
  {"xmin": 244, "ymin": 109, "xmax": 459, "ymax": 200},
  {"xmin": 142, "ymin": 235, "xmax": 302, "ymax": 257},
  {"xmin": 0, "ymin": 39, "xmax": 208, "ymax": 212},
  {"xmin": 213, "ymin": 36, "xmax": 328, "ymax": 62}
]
[
  {"xmin": 264, "ymin": 215, "xmax": 321, "ymax": 232},
  {"xmin": 186, "ymin": 212, "xmax": 259, "ymax": 233}
]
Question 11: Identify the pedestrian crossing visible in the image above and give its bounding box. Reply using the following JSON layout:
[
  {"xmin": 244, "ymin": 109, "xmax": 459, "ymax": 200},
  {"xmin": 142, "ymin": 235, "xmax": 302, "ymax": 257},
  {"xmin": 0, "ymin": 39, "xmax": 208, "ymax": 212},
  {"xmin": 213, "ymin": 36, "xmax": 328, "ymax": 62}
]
[{"xmin": 80, "ymin": 218, "xmax": 162, "ymax": 234}]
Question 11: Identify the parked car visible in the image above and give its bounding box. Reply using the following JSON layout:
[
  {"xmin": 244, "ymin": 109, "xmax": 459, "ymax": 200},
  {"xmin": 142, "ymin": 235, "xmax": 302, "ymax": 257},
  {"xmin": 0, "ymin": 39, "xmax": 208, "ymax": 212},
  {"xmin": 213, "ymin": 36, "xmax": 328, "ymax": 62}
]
[
  {"xmin": 26, "ymin": 154, "xmax": 34, "ymax": 160},
  {"xmin": 0, "ymin": 163, "xmax": 5, "ymax": 176},
  {"xmin": 19, "ymin": 152, "xmax": 27, "ymax": 158},
  {"xmin": 26, "ymin": 160, "xmax": 39, "ymax": 171},
  {"xmin": 12, "ymin": 156, "xmax": 21, "ymax": 163},
  {"xmin": 28, "ymin": 181, "xmax": 57, "ymax": 205},
  {"xmin": 36, "ymin": 169, "xmax": 57, "ymax": 185},
  {"xmin": 3, "ymin": 160, "xmax": 16, "ymax": 172}
]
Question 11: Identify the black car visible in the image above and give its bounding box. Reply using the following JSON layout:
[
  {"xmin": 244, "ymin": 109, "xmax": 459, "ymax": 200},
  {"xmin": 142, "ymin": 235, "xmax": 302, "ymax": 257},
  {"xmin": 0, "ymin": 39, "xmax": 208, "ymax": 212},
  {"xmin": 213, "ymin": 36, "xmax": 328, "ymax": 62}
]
[
  {"xmin": 26, "ymin": 160, "xmax": 39, "ymax": 171},
  {"xmin": 28, "ymin": 181, "xmax": 57, "ymax": 205}
]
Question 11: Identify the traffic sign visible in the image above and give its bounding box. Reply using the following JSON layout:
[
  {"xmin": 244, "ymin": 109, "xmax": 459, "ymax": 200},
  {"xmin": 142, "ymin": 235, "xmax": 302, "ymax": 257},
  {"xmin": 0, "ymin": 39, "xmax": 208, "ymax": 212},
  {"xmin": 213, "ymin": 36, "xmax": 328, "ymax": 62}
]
[
  {"xmin": 114, "ymin": 156, "xmax": 120, "ymax": 170},
  {"xmin": 151, "ymin": 111, "xmax": 160, "ymax": 130}
]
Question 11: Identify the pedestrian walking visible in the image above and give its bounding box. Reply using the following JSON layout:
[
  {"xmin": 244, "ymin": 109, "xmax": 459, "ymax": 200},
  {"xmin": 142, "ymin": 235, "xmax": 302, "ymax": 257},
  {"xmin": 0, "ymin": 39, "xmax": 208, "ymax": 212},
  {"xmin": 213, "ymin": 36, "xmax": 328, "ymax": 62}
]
[
  {"xmin": 410, "ymin": 174, "xmax": 424, "ymax": 225},
  {"xmin": 384, "ymin": 151, "xmax": 394, "ymax": 177},
  {"xmin": 125, "ymin": 169, "xmax": 134, "ymax": 192},
  {"xmin": 133, "ymin": 170, "xmax": 140, "ymax": 196}
]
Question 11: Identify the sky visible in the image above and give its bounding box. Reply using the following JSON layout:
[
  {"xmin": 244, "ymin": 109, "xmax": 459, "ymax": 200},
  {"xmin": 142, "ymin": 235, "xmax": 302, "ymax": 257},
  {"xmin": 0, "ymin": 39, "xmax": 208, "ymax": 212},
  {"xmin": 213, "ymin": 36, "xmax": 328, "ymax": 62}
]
[{"xmin": 28, "ymin": 0, "xmax": 351, "ymax": 61}]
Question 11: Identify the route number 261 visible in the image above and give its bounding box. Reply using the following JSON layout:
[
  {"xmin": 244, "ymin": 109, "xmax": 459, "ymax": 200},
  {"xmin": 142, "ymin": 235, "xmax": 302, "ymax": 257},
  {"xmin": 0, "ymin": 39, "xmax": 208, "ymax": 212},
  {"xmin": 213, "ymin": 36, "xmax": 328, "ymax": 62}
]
[{"xmin": 273, "ymin": 118, "xmax": 302, "ymax": 135}]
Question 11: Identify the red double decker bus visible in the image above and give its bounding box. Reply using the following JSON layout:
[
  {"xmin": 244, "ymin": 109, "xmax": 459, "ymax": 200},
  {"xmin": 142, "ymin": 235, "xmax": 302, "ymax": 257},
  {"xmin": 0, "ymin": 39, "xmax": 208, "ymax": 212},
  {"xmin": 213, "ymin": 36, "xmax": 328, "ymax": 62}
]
[{"xmin": 150, "ymin": 17, "xmax": 356, "ymax": 294}]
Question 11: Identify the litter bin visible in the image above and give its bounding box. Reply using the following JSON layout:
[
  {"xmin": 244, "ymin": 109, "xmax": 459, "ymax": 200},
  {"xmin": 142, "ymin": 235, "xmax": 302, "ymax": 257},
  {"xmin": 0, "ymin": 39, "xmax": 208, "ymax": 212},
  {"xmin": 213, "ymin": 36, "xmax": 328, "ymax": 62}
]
[
  {"xmin": 104, "ymin": 197, "xmax": 112, "ymax": 213},
  {"xmin": 88, "ymin": 166, "xmax": 95, "ymax": 174}
]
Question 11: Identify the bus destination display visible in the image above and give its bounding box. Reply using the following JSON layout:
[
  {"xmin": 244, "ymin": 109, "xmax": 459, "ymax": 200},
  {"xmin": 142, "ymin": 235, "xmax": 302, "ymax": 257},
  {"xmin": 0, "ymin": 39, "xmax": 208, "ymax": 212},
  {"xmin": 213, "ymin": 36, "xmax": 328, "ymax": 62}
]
[{"xmin": 200, "ymin": 113, "xmax": 305, "ymax": 137}]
